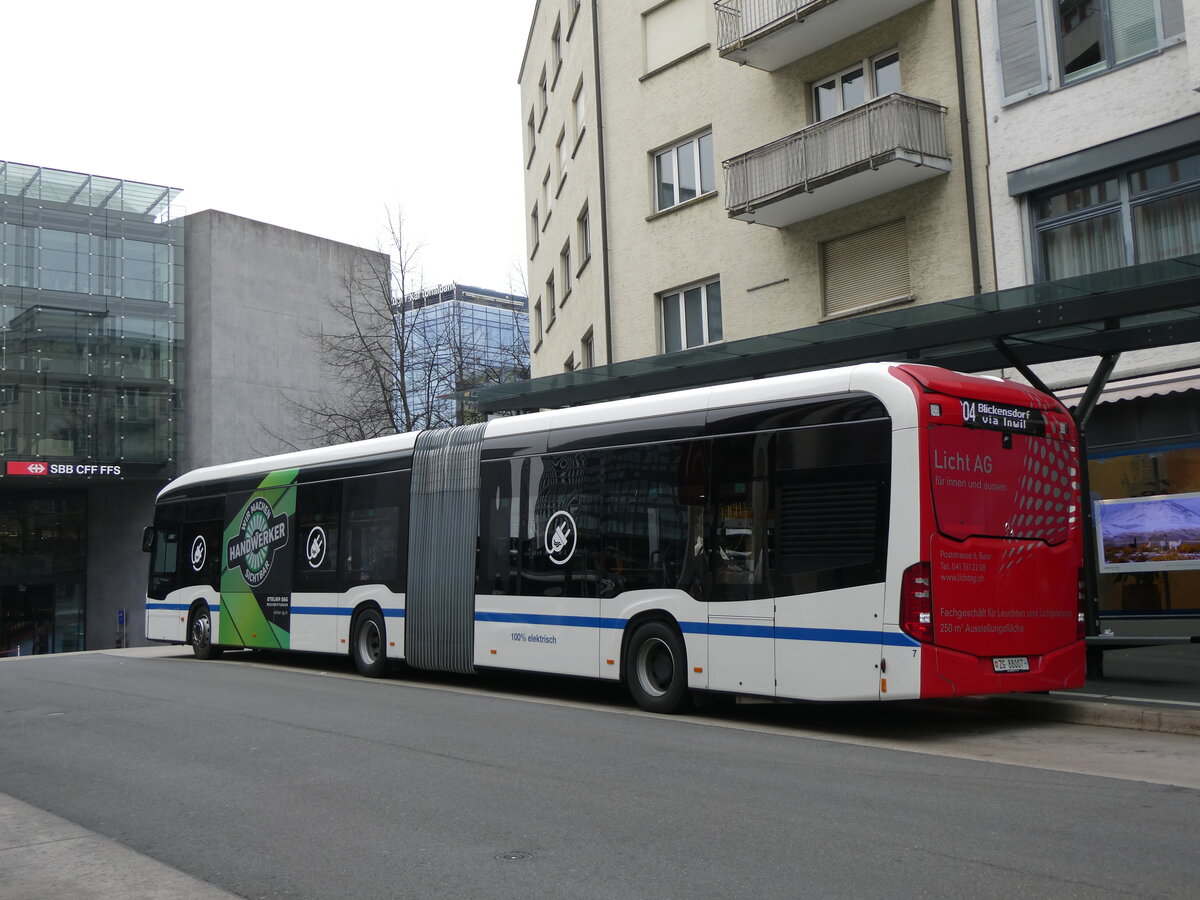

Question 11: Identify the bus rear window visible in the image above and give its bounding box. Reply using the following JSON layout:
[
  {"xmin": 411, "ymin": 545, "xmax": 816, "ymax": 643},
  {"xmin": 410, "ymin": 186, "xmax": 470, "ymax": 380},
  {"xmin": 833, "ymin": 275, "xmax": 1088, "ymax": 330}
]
[{"xmin": 929, "ymin": 423, "xmax": 1077, "ymax": 545}]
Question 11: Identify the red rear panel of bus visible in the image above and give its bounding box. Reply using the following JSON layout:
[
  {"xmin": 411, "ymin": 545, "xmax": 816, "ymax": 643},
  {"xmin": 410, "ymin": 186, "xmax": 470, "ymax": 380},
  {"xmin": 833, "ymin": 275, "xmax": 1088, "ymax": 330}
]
[{"xmin": 895, "ymin": 365, "xmax": 1086, "ymax": 697}]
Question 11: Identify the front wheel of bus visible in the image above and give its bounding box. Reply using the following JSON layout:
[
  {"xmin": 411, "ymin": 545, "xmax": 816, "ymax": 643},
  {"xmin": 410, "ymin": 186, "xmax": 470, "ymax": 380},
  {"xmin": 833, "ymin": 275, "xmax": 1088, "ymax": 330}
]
[
  {"xmin": 625, "ymin": 621, "xmax": 690, "ymax": 714},
  {"xmin": 190, "ymin": 604, "xmax": 223, "ymax": 660},
  {"xmin": 352, "ymin": 608, "xmax": 388, "ymax": 678}
]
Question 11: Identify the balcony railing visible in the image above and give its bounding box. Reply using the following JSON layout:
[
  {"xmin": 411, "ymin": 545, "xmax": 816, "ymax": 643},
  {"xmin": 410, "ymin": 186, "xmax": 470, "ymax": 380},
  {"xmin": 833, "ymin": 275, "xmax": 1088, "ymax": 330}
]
[
  {"xmin": 715, "ymin": 0, "xmax": 928, "ymax": 71},
  {"xmin": 724, "ymin": 93, "xmax": 949, "ymax": 227}
]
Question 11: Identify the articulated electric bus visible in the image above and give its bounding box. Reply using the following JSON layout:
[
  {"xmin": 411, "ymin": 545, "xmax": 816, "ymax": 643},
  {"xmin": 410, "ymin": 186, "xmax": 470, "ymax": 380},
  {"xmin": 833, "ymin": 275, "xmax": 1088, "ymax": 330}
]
[{"xmin": 145, "ymin": 363, "xmax": 1086, "ymax": 712}]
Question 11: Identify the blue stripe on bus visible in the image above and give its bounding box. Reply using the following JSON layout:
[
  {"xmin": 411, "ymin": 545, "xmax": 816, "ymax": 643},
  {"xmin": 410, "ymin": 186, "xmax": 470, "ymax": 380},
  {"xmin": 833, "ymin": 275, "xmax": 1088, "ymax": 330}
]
[
  {"xmin": 474, "ymin": 611, "xmax": 625, "ymax": 629},
  {"xmin": 479, "ymin": 612, "xmax": 918, "ymax": 648},
  {"xmin": 155, "ymin": 603, "xmax": 916, "ymax": 648}
]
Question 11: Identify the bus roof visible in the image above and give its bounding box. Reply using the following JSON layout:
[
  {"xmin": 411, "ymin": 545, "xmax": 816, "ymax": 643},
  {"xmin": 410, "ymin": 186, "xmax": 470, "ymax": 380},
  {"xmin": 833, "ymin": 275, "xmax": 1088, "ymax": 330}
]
[{"xmin": 158, "ymin": 362, "xmax": 1033, "ymax": 500}]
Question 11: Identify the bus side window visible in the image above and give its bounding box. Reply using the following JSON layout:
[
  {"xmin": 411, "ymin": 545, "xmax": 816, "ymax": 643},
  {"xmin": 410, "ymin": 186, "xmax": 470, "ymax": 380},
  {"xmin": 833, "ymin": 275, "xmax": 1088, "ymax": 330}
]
[
  {"xmin": 148, "ymin": 502, "xmax": 184, "ymax": 600},
  {"xmin": 342, "ymin": 474, "xmax": 400, "ymax": 589},
  {"xmin": 772, "ymin": 419, "xmax": 891, "ymax": 596},
  {"xmin": 709, "ymin": 434, "xmax": 773, "ymax": 602},
  {"xmin": 294, "ymin": 480, "xmax": 342, "ymax": 591},
  {"xmin": 478, "ymin": 460, "xmax": 520, "ymax": 595},
  {"xmin": 525, "ymin": 453, "xmax": 602, "ymax": 598},
  {"xmin": 601, "ymin": 443, "xmax": 694, "ymax": 598}
]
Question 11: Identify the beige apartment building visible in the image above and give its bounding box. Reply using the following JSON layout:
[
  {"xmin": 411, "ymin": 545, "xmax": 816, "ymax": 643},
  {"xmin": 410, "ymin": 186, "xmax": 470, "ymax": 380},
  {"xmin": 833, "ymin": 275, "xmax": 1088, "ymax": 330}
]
[{"xmin": 518, "ymin": 0, "xmax": 995, "ymax": 378}]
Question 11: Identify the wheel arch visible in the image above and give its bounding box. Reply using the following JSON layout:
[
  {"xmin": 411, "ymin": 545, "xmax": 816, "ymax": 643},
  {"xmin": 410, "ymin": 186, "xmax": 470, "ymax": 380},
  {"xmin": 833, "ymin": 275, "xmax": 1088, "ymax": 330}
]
[{"xmin": 619, "ymin": 610, "xmax": 684, "ymax": 684}]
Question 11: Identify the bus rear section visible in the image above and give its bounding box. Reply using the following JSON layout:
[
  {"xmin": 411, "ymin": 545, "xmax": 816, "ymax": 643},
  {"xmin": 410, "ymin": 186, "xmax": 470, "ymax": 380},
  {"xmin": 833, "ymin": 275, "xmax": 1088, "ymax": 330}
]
[{"xmin": 898, "ymin": 366, "xmax": 1086, "ymax": 697}]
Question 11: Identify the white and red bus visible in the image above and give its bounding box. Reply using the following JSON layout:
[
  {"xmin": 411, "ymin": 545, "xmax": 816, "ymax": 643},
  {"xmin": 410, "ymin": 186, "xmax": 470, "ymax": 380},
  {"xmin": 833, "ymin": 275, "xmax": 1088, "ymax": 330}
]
[{"xmin": 145, "ymin": 362, "xmax": 1085, "ymax": 711}]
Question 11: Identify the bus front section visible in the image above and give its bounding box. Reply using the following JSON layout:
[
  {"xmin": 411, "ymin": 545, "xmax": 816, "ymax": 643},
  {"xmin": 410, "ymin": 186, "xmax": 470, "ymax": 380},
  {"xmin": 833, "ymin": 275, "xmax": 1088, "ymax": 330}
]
[{"xmin": 897, "ymin": 366, "xmax": 1086, "ymax": 698}]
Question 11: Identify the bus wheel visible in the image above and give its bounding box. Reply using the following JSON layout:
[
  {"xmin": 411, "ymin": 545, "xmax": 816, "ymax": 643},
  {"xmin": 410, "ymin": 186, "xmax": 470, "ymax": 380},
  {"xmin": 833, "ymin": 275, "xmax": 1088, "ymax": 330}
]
[
  {"xmin": 625, "ymin": 621, "xmax": 690, "ymax": 714},
  {"xmin": 190, "ymin": 605, "xmax": 223, "ymax": 660},
  {"xmin": 352, "ymin": 609, "xmax": 387, "ymax": 678}
]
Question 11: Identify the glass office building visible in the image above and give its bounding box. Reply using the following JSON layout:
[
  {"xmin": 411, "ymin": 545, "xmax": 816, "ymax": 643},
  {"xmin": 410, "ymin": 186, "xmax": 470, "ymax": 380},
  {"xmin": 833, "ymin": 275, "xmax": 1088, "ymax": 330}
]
[
  {"xmin": 0, "ymin": 161, "xmax": 184, "ymax": 656},
  {"xmin": 403, "ymin": 283, "xmax": 529, "ymax": 427}
]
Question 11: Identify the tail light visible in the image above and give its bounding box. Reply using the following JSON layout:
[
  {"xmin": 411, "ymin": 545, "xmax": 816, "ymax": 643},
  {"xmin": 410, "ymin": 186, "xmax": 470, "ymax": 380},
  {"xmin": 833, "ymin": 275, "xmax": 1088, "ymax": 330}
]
[
  {"xmin": 901, "ymin": 562, "xmax": 933, "ymax": 643},
  {"xmin": 1076, "ymin": 568, "xmax": 1087, "ymax": 640}
]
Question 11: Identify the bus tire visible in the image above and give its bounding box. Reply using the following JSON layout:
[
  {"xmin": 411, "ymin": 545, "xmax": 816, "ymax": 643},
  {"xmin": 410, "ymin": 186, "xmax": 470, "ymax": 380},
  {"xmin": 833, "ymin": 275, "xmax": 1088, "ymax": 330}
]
[
  {"xmin": 351, "ymin": 608, "xmax": 387, "ymax": 678},
  {"xmin": 190, "ymin": 604, "xmax": 223, "ymax": 660},
  {"xmin": 625, "ymin": 620, "xmax": 691, "ymax": 714}
]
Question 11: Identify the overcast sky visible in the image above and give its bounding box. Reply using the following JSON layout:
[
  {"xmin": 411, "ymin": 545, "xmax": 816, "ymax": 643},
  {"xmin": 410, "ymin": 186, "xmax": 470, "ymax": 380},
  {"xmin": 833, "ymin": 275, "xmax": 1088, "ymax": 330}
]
[{"xmin": 6, "ymin": 0, "xmax": 536, "ymax": 296}]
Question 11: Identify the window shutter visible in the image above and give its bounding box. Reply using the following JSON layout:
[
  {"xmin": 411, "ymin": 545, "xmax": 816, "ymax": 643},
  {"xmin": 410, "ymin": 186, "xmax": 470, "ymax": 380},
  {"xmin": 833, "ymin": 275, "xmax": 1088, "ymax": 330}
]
[
  {"xmin": 995, "ymin": 0, "xmax": 1048, "ymax": 104},
  {"xmin": 1110, "ymin": 0, "xmax": 1160, "ymax": 63},
  {"xmin": 822, "ymin": 220, "xmax": 910, "ymax": 317},
  {"xmin": 1160, "ymin": 0, "xmax": 1185, "ymax": 39},
  {"xmin": 644, "ymin": 0, "xmax": 706, "ymax": 73}
]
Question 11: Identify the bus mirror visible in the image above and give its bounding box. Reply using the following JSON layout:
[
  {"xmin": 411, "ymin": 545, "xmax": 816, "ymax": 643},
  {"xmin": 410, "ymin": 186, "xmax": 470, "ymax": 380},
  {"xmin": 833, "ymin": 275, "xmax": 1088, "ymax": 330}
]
[{"xmin": 142, "ymin": 526, "xmax": 155, "ymax": 553}]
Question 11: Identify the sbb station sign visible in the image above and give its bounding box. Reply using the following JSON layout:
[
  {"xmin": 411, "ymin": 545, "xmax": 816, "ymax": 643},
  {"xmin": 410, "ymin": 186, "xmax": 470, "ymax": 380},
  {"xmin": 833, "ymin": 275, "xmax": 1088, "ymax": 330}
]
[{"xmin": 6, "ymin": 461, "xmax": 123, "ymax": 477}]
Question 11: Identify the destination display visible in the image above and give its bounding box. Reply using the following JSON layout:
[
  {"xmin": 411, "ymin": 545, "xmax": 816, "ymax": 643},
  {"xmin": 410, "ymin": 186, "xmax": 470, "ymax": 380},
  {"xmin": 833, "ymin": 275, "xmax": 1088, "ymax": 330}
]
[{"xmin": 959, "ymin": 399, "xmax": 1045, "ymax": 436}]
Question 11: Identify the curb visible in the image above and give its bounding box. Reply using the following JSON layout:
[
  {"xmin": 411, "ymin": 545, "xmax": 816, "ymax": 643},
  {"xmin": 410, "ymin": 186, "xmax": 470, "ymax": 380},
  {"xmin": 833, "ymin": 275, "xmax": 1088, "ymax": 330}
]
[{"xmin": 956, "ymin": 694, "xmax": 1200, "ymax": 737}]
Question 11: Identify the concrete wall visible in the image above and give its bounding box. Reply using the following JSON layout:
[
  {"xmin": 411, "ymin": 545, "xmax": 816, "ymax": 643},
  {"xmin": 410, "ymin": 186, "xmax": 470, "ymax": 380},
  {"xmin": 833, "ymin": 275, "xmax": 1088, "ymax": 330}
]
[{"xmin": 183, "ymin": 210, "xmax": 389, "ymax": 469}]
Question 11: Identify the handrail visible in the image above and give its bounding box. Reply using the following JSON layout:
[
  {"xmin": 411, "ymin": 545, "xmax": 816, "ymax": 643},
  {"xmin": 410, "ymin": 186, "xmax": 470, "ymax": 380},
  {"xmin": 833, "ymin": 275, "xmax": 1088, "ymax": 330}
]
[{"xmin": 715, "ymin": 0, "xmax": 828, "ymax": 50}]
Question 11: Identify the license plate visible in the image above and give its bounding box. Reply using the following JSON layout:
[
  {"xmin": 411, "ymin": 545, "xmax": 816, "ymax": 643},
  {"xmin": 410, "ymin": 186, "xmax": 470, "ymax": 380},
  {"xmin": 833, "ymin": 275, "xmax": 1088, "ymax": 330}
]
[{"xmin": 993, "ymin": 656, "xmax": 1029, "ymax": 673}]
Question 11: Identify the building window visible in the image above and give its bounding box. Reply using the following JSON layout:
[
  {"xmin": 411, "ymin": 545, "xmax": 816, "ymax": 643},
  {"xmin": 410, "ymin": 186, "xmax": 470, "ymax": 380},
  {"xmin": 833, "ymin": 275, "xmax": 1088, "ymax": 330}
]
[
  {"xmin": 661, "ymin": 279, "xmax": 722, "ymax": 353},
  {"xmin": 1057, "ymin": 0, "xmax": 1183, "ymax": 83},
  {"xmin": 1033, "ymin": 148, "xmax": 1200, "ymax": 281},
  {"xmin": 821, "ymin": 220, "xmax": 911, "ymax": 318},
  {"xmin": 551, "ymin": 18, "xmax": 563, "ymax": 84},
  {"xmin": 577, "ymin": 204, "xmax": 591, "ymax": 268},
  {"xmin": 564, "ymin": 353, "xmax": 575, "ymax": 373},
  {"xmin": 59, "ymin": 385, "xmax": 89, "ymax": 408},
  {"xmin": 542, "ymin": 169, "xmax": 552, "ymax": 226},
  {"xmin": 996, "ymin": 0, "xmax": 1185, "ymax": 103},
  {"xmin": 538, "ymin": 67, "xmax": 548, "ymax": 126},
  {"xmin": 546, "ymin": 274, "xmax": 557, "ymax": 325},
  {"xmin": 560, "ymin": 242, "xmax": 572, "ymax": 299},
  {"xmin": 581, "ymin": 329, "xmax": 595, "ymax": 368},
  {"xmin": 813, "ymin": 51, "xmax": 900, "ymax": 122},
  {"xmin": 526, "ymin": 109, "xmax": 537, "ymax": 166},
  {"xmin": 555, "ymin": 128, "xmax": 568, "ymax": 192},
  {"xmin": 655, "ymin": 131, "xmax": 715, "ymax": 212},
  {"xmin": 534, "ymin": 300, "xmax": 544, "ymax": 345},
  {"xmin": 572, "ymin": 78, "xmax": 586, "ymax": 144},
  {"xmin": 530, "ymin": 204, "xmax": 540, "ymax": 256}
]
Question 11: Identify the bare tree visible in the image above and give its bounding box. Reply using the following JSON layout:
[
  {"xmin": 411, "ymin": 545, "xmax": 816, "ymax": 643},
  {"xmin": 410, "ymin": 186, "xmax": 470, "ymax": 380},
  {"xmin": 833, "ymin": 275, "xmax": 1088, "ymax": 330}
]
[
  {"xmin": 264, "ymin": 211, "xmax": 530, "ymax": 450},
  {"xmin": 263, "ymin": 210, "xmax": 444, "ymax": 450}
]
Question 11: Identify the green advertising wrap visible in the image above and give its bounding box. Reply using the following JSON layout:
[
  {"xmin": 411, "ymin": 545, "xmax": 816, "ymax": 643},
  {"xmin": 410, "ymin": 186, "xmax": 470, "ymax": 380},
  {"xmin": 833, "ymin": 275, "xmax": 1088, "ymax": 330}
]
[{"xmin": 219, "ymin": 469, "xmax": 298, "ymax": 648}]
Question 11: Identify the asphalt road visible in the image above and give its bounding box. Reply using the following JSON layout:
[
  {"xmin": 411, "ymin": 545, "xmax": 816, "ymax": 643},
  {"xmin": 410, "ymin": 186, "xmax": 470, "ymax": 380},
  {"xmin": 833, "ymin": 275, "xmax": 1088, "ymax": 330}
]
[{"xmin": 2, "ymin": 647, "xmax": 1196, "ymax": 899}]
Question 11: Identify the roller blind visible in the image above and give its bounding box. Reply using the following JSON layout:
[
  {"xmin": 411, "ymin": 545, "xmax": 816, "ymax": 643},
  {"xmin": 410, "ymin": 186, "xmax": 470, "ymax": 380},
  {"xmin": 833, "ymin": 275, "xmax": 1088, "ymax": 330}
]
[
  {"xmin": 822, "ymin": 219, "xmax": 910, "ymax": 317},
  {"xmin": 644, "ymin": 0, "xmax": 707, "ymax": 73}
]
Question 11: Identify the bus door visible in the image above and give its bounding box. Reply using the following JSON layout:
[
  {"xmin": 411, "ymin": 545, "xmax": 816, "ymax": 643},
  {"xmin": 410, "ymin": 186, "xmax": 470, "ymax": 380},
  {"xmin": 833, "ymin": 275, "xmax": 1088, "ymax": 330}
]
[{"xmin": 706, "ymin": 434, "xmax": 775, "ymax": 697}]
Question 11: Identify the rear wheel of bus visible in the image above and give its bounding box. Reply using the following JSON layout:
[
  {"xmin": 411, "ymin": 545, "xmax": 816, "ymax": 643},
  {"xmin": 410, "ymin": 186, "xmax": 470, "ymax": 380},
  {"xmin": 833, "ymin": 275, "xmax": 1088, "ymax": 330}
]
[
  {"xmin": 351, "ymin": 608, "xmax": 387, "ymax": 677},
  {"xmin": 625, "ymin": 620, "xmax": 690, "ymax": 714}
]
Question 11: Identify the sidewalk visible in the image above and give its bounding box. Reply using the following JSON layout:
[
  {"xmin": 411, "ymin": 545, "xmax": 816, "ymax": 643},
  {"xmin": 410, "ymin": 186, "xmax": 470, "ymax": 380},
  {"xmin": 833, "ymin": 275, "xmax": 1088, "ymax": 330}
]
[
  {"xmin": 963, "ymin": 641, "xmax": 1200, "ymax": 736},
  {"xmin": 0, "ymin": 793, "xmax": 237, "ymax": 900}
]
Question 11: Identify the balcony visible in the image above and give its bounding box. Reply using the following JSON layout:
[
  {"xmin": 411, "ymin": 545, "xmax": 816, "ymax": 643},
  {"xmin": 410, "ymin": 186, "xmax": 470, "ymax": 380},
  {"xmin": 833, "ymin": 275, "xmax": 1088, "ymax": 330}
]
[
  {"xmin": 715, "ymin": 0, "xmax": 928, "ymax": 71},
  {"xmin": 723, "ymin": 93, "xmax": 949, "ymax": 227}
]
